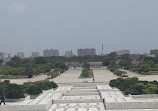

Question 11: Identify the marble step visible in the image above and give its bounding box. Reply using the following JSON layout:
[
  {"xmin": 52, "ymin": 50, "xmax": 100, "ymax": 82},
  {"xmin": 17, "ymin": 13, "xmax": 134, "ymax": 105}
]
[
  {"xmin": 53, "ymin": 99, "xmax": 104, "ymax": 104},
  {"xmin": 63, "ymin": 92, "xmax": 100, "ymax": 96}
]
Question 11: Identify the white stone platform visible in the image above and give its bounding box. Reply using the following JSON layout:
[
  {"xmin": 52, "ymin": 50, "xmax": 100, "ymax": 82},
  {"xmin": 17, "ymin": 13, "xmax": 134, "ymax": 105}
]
[
  {"xmin": 0, "ymin": 86, "xmax": 72, "ymax": 111},
  {"xmin": 61, "ymin": 95, "xmax": 100, "ymax": 100},
  {"xmin": 98, "ymin": 85, "xmax": 158, "ymax": 110},
  {"xmin": 1, "ymin": 82, "xmax": 158, "ymax": 111},
  {"xmin": 49, "ymin": 103, "xmax": 105, "ymax": 111}
]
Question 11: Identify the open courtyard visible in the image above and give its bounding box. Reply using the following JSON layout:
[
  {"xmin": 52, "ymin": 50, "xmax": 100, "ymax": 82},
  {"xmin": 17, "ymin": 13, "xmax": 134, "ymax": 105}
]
[{"xmin": 1, "ymin": 69, "xmax": 158, "ymax": 111}]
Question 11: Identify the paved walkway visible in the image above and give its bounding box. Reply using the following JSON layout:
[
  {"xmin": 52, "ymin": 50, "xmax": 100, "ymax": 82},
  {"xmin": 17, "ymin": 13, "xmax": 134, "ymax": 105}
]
[
  {"xmin": 93, "ymin": 69, "xmax": 117, "ymax": 83},
  {"xmin": 52, "ymin": 69, "xmax": 117, "ymax": 84}
]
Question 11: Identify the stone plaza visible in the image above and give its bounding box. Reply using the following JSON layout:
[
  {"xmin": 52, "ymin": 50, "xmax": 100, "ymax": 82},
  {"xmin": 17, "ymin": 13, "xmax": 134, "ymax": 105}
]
[{"xmin": 1, "ymin": 69, "xmax": 158, "ymax": 111}]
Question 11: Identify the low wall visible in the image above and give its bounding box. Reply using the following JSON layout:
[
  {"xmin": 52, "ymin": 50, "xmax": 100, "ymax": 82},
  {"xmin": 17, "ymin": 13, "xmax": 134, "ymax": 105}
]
[
  {"xmin": 105, "ymin": 101, "xmax": 158, "ymax": 110},
  {"xmin": 131, "ymin": 94, "xmax": 158, "ymax": 98},
  {"xmin": 6, "ymin": 95, "xmax": 30, "ymax": 102},
  {"xmin": 54, "ymin": 99, "xmax": 103, "ymax": 104},
  {"xmin": 1, "ymin": 104, "xmax": 46, "ymax": 111},
  {"xmin": 63, "ymin": 92, "xmax": 99, "ymax": 96},
  {"xmin": 1, "ymin": 93, "xmax": 62, "ymax": 111}
]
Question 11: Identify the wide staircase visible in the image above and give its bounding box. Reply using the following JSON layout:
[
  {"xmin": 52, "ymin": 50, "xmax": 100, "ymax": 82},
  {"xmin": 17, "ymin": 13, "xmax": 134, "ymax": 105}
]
[{"xmin": 49, "ymin": 83, "xmax": 106, "ymax": 111}]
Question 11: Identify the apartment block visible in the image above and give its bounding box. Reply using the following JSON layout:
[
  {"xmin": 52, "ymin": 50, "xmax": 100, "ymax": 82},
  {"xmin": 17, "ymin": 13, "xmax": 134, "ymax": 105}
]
[
  {"xmin": 150, "ymin": 49, "xmax": 158, "ymax": 56},
  {"xmin": 64, "ymin": 51, "xmax": 74, "ymax": 57},
  {"xmin": 0, "ymin": 52, "xmax": 4, "ymax": 60},
  {"xmin": 43, "ymin": 49, "xmax": 59, "ymax": 57},
  {"xmin": 115, "ymin": 50, "xmax": 130, "ymax": 56},
  {"xmin": 77, "ymin": 48, "xmax": 96, "ymax": 56},
  {"xmin": 17, "ymin": 52, "xmax": 25, "ymax": 59},
  {"xmin": 32, "ymin": 52, "xmax": 40, "ymax": 58}
]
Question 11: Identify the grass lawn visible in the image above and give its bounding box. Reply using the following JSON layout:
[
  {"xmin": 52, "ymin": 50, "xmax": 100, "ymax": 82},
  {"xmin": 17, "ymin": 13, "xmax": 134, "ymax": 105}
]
[
  {"xmin": 140, "ymin": 71, "xmax": 158, "ymax": 75},
  {"xmin": 79, "ymin": 69, "xmax": 94, "ymax": 78},
  {"xmin": 30, "ymin": 94, "xmax": 40, "ymax": 99},
  {"xmin": 0, "ymin": 75, "xmax": 27, "ymax": 79}
]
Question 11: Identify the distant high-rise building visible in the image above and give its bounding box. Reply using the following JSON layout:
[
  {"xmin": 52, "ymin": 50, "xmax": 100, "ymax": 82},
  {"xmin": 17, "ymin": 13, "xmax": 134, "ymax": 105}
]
[
  {"xmin": 7, "ymin": 53, "xmax": 12, "ymax": 62},
  {"xmin": 17, "ymin": 52, "xmax": 25, "ymax": 59},
  {"xmin": 0, "ymin": 52, "xmax": 4, "ymax": 60},
  {"xmin": 64, "ymin": 51, "xmax": 74, "ymax": 57},
  {"xmin": 115, "ymin": 50, "xmax": 130, "ymax": 56},
  {"xmin": 32, "ymin": 52, "xmax": 40, "ymax": 58},
  {"xmin": 43, "ymin": 49, "xmax": 59, "ymax": 57},
  {"xmin": 77, "ymin": 48, "xmax": 96, "ymax": 56},
  {"xmin": 150, "ymin": 49, "xmax": 158, "ymax": 56},
  {"xmin": 8, "ymin": 53, "xmax": 11, "ymax": 59}
]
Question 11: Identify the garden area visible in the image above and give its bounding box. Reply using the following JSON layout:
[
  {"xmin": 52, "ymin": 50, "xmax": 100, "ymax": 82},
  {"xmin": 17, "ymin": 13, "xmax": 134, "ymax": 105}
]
[
  {"xmin": 47, "ymin": 68, "xmax": 66, "ymax": 79},
  {"xmin": 79, "ymin": 62, "xmax": 94, "ymax": 78},
  {"xmin": 79, "ymin": 69, "xmax": 93, "ymax": 78},
  {"xmin": 0, "ymin": 80, "xmax": 58, "ymax": 99},
  {"xmin": 113, "ymin": 70, "xmax": 128, "ymax": 77},
  {"xmin": 110, "ymin": 77, "xmax": 158, "ymax": 95},
  {"xmin": 103, "ymin": 52, "xmax": 158, "ymax": 75},
  {"xmin": 0, "ymin": 56, "xmax": 68, "ymax": 79}
]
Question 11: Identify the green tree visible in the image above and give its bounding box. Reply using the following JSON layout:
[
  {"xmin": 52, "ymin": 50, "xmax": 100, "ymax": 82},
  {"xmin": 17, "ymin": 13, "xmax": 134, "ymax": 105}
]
[
  {"xmin": 139, "ymin": 63, "xmax": 151, "ymax": 73},
  {"xmin": 121, "ymin": 54, "xmax": 131, "ymax": 61},
  {"xmin": 6, "ymin": 84, "xmax": 25, "ymax": 99},
  {"xmin": 26, "ymin": 84, "xmax": 42, "ymax": 95},
  {"xmin": 0, "ymin": 59, "xmax": 3, "ymax": 64},
  {"xmin": 146, "ymin": 83, "xmax": 158, "ymax": 94},
  {"xmin": 83, "ymin": 62, "xmax": 90, "ymax": 69},
  {"xmin": 103, "ymin": 56, "xmax": 111, "ymax": 66},
  {"xmin": 119, "ymin": 60, "xmax": 132, "ymax": 70},
  {"xmin": 24, "ymin": 65, "xmax": 33, "ymax": 78},
  {"xmin": 135, "ymin": 83, "xmax": 146, "ymax": 94},
  {"xmin": 34, "ymin": 57, "xmax": 46, "ymax": 64}
]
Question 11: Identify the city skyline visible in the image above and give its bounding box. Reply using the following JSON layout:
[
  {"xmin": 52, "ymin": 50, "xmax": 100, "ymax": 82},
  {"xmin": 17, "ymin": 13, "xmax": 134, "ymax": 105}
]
[
  {"xmin": 0, "ymin": 46, "xmax": 157, "ymax": 57},
  {"xmin": 0, "ymin": 0, "xmax": 158, "ymax": 56},
  {"xmin": 0, "ymin": 48, "xmax": 158, "ymax": 58}
]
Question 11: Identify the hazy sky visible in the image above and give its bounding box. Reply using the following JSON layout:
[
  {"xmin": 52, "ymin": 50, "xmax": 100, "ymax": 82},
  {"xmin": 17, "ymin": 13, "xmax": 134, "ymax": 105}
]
[{"xmin": 0, "ymin": 0, "xmax": 158, "ymax": 56}]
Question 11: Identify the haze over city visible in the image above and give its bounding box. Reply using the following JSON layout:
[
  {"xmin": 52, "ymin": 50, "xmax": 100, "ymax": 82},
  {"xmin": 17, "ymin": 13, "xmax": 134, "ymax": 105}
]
[
  {"xmin": 2, "ymin": 1, "xmax": 158, "ymax": 111},
  {"xmin": 0, "ymin": 0, "xmax": 158, "ymax": 56}
]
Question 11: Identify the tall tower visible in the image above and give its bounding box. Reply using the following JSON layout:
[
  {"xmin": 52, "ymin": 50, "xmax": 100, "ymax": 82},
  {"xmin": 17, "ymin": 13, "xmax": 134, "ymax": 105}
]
[{"xmin": 101, "ymin": 44, "xmax": 104, "ymax": 55}]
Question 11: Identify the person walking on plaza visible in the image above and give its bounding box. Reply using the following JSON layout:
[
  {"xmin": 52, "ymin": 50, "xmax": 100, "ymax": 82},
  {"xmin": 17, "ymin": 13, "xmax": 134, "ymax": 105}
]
[
  {"xmin": 0, "ymin": 89, "xmax": 6, "ymax": 105},
  {"xmin": 93, "ymin": 78, "xmax": 95, "ymax": 83}
]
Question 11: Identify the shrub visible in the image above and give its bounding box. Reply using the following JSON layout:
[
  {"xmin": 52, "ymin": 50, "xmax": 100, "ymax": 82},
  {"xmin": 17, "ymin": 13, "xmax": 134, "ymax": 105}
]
[
  {"xmin": 26, "ymin": 84, "xmax": 42, "ymax": 95},
  {"xmin": 107, "ymin": 65, "xmax": 117, "ymax": 72},
  {"xmin": 113, "ymin": 70, "xmax": 127, "ymax": 77},
  {"xmin": 109, "ymin": 77, "xmax": 158, "ymax": 95},
  {"xmin": 6, "ymin": 84, "xmax": 25, "ymax": 99},
  {"xmin": 24, "ymin": 80, "xmax": 58, "ymax": 93}
]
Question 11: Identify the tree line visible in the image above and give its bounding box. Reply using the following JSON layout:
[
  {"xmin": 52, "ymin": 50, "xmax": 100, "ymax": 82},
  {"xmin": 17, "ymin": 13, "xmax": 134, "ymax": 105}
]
[
  {"xmin": 110, "ymin": 77, "xmax": 158, "ymax": 95},
  {"xmin": 0, "ymin": 56, "xmax": 68, "ymax": 78},
  {"xmin": 103, "ymin": 52, "xmax": 158, "ymax": 75},
  {"xmin": 0, "ymin": 80, "xmax": 58, "ymax": 99}
]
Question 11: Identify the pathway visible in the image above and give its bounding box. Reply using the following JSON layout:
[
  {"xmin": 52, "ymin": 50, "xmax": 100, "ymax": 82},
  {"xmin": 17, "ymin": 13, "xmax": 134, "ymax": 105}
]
[{"xmin": 52, "ymin": 68, "xmax": 117, "ymax": 84}]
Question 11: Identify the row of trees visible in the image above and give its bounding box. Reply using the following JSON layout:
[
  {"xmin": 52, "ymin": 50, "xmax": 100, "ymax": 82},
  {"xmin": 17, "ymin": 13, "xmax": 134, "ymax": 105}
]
[
  {"xmin": 0, "ymin": 56, "xmax": 68, "ymax": 78},
  {"xmin": 0, "ymin": 64, "xmax": 52, "ymax": 78},
  {"xmin": 110, "ymin": 77, "xmax": 158, "ymax": 95},
  {"xmin": 102, "ymin": 52, "xmax": 158, "ymax": 75},
  {"xmin": 7, "ymin": 56, "xmax": 105, "ymax": 67}
]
